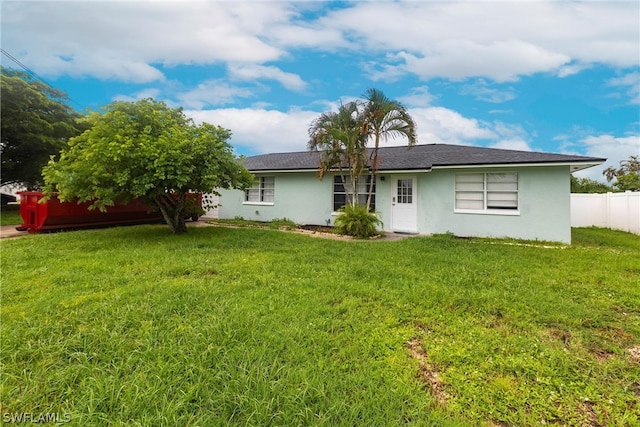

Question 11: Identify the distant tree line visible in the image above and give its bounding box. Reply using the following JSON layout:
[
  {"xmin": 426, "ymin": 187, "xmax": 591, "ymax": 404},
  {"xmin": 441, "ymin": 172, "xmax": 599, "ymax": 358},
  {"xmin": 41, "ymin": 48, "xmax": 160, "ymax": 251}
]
[{"xmin": 571, "ymin": 155, "xmax": 640, "ymax": 193}]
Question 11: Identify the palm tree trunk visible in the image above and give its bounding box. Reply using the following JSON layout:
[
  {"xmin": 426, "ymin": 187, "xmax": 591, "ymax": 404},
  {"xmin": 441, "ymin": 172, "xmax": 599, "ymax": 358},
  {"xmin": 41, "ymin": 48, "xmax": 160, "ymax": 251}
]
[
  {"xmin": 366, "ymin": 135, "xmax": 380, "ymax": 211},
  {"xmin": 337, "ymin": 170, "xmax": 352, "ymax": 208}
]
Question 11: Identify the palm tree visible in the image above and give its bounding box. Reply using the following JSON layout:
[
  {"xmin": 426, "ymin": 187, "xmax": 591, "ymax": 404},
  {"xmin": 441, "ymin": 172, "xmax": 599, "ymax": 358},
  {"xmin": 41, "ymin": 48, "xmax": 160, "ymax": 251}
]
[
  {"xmin": 308, "ymin": 101, "xmax": 368, "ymax": 207},
  {"xmin": 603, "ymin": 155, "xmax": 640, "ymax": 191},
  {"xmin": 361, "ymin": 88, "xmax": 418, "ymax": 209}
]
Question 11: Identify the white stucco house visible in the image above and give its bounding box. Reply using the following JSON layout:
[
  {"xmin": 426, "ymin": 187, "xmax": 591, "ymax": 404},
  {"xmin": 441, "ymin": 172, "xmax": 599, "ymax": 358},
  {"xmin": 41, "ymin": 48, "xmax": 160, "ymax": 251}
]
[{"xmin": 217, "ymin": 144, "xmax": 605, "ymax": 243}]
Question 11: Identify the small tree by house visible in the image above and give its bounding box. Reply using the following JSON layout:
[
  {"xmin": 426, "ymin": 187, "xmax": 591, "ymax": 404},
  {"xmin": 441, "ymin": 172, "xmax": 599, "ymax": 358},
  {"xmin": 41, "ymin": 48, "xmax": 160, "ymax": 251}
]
[
  {"xmin": 42, "ymin": 99, "xmax": 254, "ymax": 234},
  {"xmin": 308, "ymin": 101, "xmax": 368, "ymax": 207},
  {"xmin": 308, "ymin": 89, "xmax": 418, "ymax": 210},
  {"xmin": 308, "ymin": 89, "xmax": 417, "ymax": 237},
  {"xmin": 361, "ymin": 88, "xmax": 417, "ymax": 209}
]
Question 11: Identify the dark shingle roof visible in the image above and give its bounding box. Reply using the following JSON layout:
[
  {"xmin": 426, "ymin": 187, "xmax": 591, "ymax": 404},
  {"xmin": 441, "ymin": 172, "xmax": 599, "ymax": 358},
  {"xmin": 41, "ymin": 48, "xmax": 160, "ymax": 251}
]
[{"xmin": 243, "ymin": 143, "xmax": 605, "ymax": 172}]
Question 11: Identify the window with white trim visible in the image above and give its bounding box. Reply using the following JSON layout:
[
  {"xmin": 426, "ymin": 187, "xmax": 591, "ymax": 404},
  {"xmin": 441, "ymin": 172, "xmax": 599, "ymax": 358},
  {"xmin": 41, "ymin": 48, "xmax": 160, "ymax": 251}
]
[
  {"xmin": 333, "ymin": 175, "xmax": 375, "ymax": 211},
  {"xmin": 245, "ymin": 176, "xmax": 274, "ymax": 203},
  {"xmin": 455, "ymin": 173, "xmax": 518, "ymax": 211}
]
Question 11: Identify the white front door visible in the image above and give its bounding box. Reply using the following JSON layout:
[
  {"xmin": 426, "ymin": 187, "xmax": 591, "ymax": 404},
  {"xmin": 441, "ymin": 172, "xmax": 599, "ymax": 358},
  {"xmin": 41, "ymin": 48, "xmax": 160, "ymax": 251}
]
[{"xmin": 391, "ymin": 176, "xmax": 418, "ymax": 233}]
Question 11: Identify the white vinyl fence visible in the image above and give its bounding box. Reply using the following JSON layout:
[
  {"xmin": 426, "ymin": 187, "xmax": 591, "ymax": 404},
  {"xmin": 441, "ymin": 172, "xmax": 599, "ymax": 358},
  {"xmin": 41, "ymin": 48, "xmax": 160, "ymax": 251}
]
[{"xmin": 571, "ymin": 191, "xmax": 640, "ymax": 234}]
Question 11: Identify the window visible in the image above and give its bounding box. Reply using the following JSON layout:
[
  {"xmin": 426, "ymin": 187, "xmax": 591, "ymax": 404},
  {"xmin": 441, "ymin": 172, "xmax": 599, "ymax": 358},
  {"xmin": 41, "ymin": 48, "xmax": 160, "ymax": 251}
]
[
  {"xmin": 455, "ymin": 173, "xmax": 518, "ymax": 211},
  {"xmin": 333, "ymin": 175, "xmax": 375, "ymax": 211},
  {"xmin": 245, "ymin": 176, "xmax": 274, "ymax": 204},
  {"xmin": 396, "ymin": 179, "xmax": 413, "ymax": 204}
]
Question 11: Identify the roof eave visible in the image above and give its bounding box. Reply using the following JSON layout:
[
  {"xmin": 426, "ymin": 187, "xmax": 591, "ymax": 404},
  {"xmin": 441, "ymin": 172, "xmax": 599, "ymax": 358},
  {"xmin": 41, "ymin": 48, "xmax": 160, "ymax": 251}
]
[
  {"xmin": 568, "ymin": 160, "xmax": 607, "ymax": 172},
  {"xmin": 247, "ymin": 168, "xmax": 317, "ymax": 173},
  {"xmin": 248, "ymin": 160, "xmax": 606, "ymax": 174},
  {"xmin": 431, "ymin": 160, "xmax": 606, "ymax": 172}
]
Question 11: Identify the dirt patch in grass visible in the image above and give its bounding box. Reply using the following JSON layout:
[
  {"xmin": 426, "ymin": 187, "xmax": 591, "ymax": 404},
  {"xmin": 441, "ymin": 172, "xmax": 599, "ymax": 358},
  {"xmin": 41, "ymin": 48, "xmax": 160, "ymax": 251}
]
[
  {"xmin": 406, "ymin": 338, "xmax": 450, "ymax": 405},
  {"xmin": 590, "ymin": 347, "xmax": 615, "ymax": 363},
  {"xmin": 297, "ymin": 224, "xmax": 335, "ymax": 233},
  {"xmin": 628, "ymin": 345, "xmax": 640, "ymax": 362},
  {"xmin": 548, "ymin": 327, "xmax": 572, "ymax": 348},
  {"xmin": 578, "ymin": 401, "xmax": 602, "ymax": 427}
]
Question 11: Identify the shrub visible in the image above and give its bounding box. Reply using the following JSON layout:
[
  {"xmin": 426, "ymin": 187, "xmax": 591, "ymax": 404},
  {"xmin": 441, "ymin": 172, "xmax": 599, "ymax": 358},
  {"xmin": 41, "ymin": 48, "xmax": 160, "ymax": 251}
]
[{"xmin": 334, "ymin": 204, "xmax": 382, "ymax": 238}]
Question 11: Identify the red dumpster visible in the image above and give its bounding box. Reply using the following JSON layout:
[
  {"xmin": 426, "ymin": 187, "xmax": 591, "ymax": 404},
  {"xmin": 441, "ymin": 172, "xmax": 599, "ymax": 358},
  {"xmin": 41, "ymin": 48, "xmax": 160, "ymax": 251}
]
[{"xmin": 16, "ymin": 192, "xmax": 202, "ymax": 233}]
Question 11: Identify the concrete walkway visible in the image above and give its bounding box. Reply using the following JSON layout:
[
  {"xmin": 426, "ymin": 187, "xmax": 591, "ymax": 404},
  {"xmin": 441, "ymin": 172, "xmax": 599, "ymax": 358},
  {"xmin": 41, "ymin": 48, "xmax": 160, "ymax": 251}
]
[{"xmin": 0, "ymin": 225, "xmax": 27, "ymax": 240}]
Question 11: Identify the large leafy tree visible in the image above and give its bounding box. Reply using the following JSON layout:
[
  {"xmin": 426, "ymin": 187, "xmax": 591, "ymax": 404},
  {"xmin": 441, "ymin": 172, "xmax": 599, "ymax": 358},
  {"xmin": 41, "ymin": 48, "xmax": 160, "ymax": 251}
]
[
  {"xmin": 308, "ymin": 101, "xmax": 368, "ymax": 207},
  {"xmin": 1, "ymin": 67, "xmax": 84, "ymax": 189},
  {"xmin": 603, "ymin": 155, "xmax": 640, "ymax": 191},
  {"xmin": 42, "ymin": 99, "xmax": 254, "ymax": 234},
  {"xmin": 361, "ymin": 88, "xmax": 417, "ymax": 209}
]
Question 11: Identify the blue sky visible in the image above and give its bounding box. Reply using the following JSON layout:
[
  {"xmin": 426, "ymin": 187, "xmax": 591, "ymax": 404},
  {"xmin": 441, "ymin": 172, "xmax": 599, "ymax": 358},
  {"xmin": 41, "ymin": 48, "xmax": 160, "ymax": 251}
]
[{"xmin": 2, "ymin": 0, "xmax": 639, "ymax": 181}]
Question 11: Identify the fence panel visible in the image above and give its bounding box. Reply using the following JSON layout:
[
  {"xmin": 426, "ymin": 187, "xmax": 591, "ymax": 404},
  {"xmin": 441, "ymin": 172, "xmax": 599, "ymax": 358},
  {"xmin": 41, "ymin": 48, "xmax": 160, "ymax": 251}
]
[{"xmin": 570, "ymin": 191, "xmax": 640, "ymax": 234}]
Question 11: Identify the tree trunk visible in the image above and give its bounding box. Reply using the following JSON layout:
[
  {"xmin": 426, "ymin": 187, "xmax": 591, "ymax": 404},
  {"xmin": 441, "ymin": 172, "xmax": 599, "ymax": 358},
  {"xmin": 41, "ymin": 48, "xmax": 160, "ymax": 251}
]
[
  {"xmin": 336, "ymin": 167, "xmax": 352, "ymax": 208},
  {"xmin": 366, "ymin": 134, "xmax": 380, "ymax": 211},
  {"xmin": 155, "ymin": 194, "xmax": 188, "ymax": 234},
  {"xmin": 351, "ymin": 169, "xmax": 359, "ymax": 207}
]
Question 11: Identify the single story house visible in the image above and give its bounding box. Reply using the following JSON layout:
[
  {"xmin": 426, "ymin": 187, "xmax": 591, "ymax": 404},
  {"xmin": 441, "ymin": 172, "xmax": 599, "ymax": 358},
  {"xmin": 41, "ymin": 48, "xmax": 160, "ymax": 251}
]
[{"xmin": 217, "ymin": 143, "xmax": 605, "ymax": 243}]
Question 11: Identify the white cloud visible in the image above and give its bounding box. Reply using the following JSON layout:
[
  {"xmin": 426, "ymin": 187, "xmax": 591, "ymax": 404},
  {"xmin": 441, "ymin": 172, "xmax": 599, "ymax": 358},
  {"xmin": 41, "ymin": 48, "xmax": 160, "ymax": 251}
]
[
  {"xmin": 393, "ymin": 40, "xmax": 569, "ymax": 83},
  {"xmin": 112, "ymin": 88, "xmax": 162, "ymax": 103},
  {"xmin": 228, "ymin": 64, "xmax": 307, "ymax": 92},
  {"xmin": 607, "ymin": 72, "xmax": 640, "ymax": 105},
  {"xmin": 2, "ymin": 1, "xmax": 637, "ymax": 84},
  {"xmin": 570, "ymin": 134, "xmax": 640, "ymax": 181},
  {"xmin": 270, "ymin": 19, "xmax": 348, "ymax": 50},
  {"xmin": 489, "ymin": 139, "xmax": 532, "ymax": 152},
  {"xmin": 460, "ymin": 80, "xmax": 516, "ymax": 103},
  {"xmin": 398, "ymin": 86, "xmax": 436, "ymax": 108},
  {"xmin": 182, "ymin": 100, "xmax": 540, "ymax": 158},
  {"xmin": 557, "ymin": 62, "xmax": 590, "ymax": 78},
  {"xmin": 485, "ymin": 122, "xmax": 534, "ymax": 152},
  {"xmin": 1, "ymin": 1, "xmax": 287, "ymax": 81},
  {"xmin": 409, "ymin": 107, "xmax": 497, "ymax": 145},
  {"xmin": 176, "ymin": 80, "xmax": 255, "ymax": 110},
  {"xmin": 185, "ymin": 108, "xmax": 318, "ymax": 154},
  {"xmin": 322, "ymin": 1, "xmax": 639, "ymax": 81}
]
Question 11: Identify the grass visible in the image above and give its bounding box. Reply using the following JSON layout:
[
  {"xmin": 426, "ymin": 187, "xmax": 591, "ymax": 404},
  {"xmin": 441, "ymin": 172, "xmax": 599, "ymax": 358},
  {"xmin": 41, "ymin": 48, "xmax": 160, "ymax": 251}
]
[
  {"xmin": 1, "ymin": 225, "xmax": 639, "ymax": 426},
  {"xmin": 0, "ymin": 204, "xmax": 22, "ymax": 226}
]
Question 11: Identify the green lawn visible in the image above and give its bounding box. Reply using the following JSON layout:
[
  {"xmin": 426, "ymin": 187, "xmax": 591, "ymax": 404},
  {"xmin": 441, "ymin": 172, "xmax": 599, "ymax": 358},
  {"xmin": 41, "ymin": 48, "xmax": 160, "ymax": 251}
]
[
  {"xmin": 1, "ymin": 225, "xmax": 638, "ymax": 426},
  {"xmin": 0, "ymin": 204, "xmax": 22, "ymax": 226}
]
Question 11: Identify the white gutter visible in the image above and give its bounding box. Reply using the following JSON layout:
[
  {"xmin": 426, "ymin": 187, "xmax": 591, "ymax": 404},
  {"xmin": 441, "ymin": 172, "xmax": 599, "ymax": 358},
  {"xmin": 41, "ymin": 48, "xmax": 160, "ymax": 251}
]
[
  {"xmin": 431, "ymin": 161, "xmax": 605, "ymax": 172},
  {"xmin": 376, "ymin": 169, "xmax": 432, "ymax": 174},
  {"xmin": 249, "ymin": 161, "xmax": 604, "ymax": 174},
  {"xmin": 247, "ymin": 169, "xmax": 318, "ymax": 173}
]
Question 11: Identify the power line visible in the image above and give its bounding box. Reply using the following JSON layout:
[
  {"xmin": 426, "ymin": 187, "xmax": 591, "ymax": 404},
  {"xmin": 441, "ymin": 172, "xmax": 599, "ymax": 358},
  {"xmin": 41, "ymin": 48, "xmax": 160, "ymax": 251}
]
[
  {"xmin": 1, "ymin": 48, "xmax": 42, "ymax": 80},
  {"xmin": 1, "ymin": 48, "xmax": 84, "ymax": 110}
]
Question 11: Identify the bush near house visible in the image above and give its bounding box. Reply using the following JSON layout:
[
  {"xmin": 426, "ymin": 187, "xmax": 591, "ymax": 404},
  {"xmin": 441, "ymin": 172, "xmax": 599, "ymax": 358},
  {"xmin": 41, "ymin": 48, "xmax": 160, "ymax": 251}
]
[
  {"xmin": 333, "ymin": 203, "xmax": 383, "ymax": 238},
  {"xmin": 1, "ymin": 226, "xmax": 638, "ymax": 426}
]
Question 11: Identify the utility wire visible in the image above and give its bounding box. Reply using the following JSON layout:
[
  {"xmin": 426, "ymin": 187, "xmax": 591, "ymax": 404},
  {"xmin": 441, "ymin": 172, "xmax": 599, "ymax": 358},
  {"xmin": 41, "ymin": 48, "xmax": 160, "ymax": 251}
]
[{"xmin": 1, "ymin": 48, "xmax": 84, "ymax": 110}]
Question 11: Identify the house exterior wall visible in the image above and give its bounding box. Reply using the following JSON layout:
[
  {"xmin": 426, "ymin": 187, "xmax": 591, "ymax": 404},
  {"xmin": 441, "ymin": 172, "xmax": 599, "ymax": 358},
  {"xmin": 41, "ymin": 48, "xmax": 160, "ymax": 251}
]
[
  {"xmin": 408, "ymin": 165, "xmax": 572, "ymax": 243},
  {"xmin": 218, "ymin": 173, "xmax": 335, "ymax": 226},
  {"xmin": 218, "ymin": 165, "xmax": 573, "ymax": 243}
]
